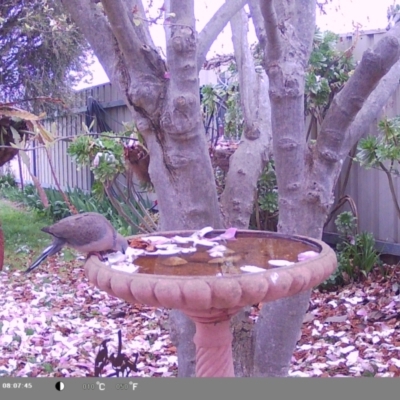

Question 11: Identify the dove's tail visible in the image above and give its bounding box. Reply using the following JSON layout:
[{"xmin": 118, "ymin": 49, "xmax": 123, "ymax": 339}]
[{"xmin": 24, "ymin": 240, "xmax": 64, "ymax": 274}]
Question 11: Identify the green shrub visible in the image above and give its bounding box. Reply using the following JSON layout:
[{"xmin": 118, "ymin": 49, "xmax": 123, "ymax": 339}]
[
  {"xmin": 320, "ymin": 211, "xmax": 380, "ymax": 289},
  {"xmin": 249, "ymin": 160, "xmax": 279, "ymax": 231},
  {"xmin": 0, "ymin": 172, "xmax": 17, "ymax": 189},
  {"xmin": 0, "ymin": 184, "xmax": 148, "ymax": 236}
]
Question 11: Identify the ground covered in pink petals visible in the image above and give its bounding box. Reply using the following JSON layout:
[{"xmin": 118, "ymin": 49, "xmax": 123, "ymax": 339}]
[{"xmin": 0, "ymin": 258, "xmax": 399, "ymax": 377}]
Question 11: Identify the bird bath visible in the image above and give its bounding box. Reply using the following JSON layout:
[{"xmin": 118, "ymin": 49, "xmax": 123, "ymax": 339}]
[{"xmin": 84, "ymin": 229, "xmax": 337, "ymax": 377}]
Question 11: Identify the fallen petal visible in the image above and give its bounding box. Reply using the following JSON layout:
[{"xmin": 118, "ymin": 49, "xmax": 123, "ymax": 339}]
[
  {"xmin": 171, "ymin": 235, "xmax": 192, "ymax": 244},
  {"xmin": 150, "ymin": 248, "xmax": 182, "ymax": 255},
  {"xmin": 106, "ymin": 252, "xmax": 127, "ymax": 264},
  {"xmin": 208, "ymin": 251, "xmax": 225, "ymax": 258},
  {"xmin": 211, "ymin": 227, "xmax": 238, "ymax": 241},
  {"xmin": 268, "ymin": 259, "xmax": 295, "ymax": 267},
  {"xmin": 221, "ymin": 227, "xmax": 237, "ymax": 240},
  {"xmin": 193, "ymin": 238, "xmax": 218, "ymax": 247},
  {"xmin": 192, "ymin": 226, "xmax": 214, "ymax": 238},
  {"xmin": 111, "ymin": 264, "xmax": 139, "ymax": 273},
  {"xmin": 180, "ymin": 247, "xmax": 197, "ymax": 254},
  {"xmin": 145, "ymin": 236, "xmax": 172, "ymax": 244},
  {"xmin": 125, "ymin": 247, "xmax": 146, "ymax": 257},
  {"xmin": 207, "ymin": 245, "xmax": 227, "ymax": 253},
  {"xmin": 297, "ymin": 251, "xmax": 319, "ymax": 261},
  {"xmin": 240, "ymin": 265, "xmax": 265, "ymax": 273}
]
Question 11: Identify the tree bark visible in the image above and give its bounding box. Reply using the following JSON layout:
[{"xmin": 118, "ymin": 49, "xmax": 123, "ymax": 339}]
[
  {"xmin": 249, "ymin": 0, "xmax": 400, "ymax": 377},
  {"xmin": 220, "ymin": 7, "xmax": 272, "ymax": 229}
]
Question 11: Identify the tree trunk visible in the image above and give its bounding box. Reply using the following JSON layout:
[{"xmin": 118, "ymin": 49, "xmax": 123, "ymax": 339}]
[
  {"xmin": 61, "ymin": 0, "xmax": 249, "ymax": 378},
  {"xmin": 169, "ymin": 310, "xmax": 197, "ymax": 377},
  {"xmin": 254, "ymin": 291, "xmax": 311, "ymax": 376}
]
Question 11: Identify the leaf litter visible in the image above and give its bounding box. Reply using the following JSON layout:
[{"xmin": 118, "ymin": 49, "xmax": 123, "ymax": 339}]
[{"xmin": 0, "ymin": 256, "xmax": 399, "ymax": 377}]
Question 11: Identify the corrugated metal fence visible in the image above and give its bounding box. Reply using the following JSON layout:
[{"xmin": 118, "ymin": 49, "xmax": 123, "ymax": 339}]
[{"xmin": 326, "ymin": 29, "xmax": 400, "ymax": 245}]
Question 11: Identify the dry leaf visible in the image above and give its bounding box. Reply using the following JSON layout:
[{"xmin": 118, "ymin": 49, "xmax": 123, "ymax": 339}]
[
  {"xmin": 325, "ymin": 315, "xmax": 348, "ymax": 323},
  {"xmin": 367, "ymin": 310, "xmax": 384, "ymax": 321},
  {"xmin": 128, "ymin": 238, "xmax": 155, "ymax": 251},
  {"xmin": 160, "ymin": 257, "xmax": 188, "ymax": 266},
  {"xmin": 208, "ymin": 255, "xmax": 242, "ymax": 264}
]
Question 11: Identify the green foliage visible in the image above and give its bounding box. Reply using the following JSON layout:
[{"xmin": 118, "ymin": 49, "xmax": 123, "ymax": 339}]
[
  {"xmin": 305, "ymin": 28, "xmax": 355, "ymax": 123},
  {"xmin": 256, "ymin": 161, "xmax": 278, "ymax": 214},
  {"xmin": 355, "ymin": 116, "xmax": 400, "ymax": 221},
  {"xmin": 0, "ymin": 172, "xmax": 17, "ymax": 189},
  {"xmin": 335, "ymin": 211, "xmax": 357, "ymax": 239},
  {"xmin": 249, "ymin": 160, "xmax": 279, "ymax": 231},
  {"xmin": 223, "ymin": 83, "xmax": 243, "ymax": 140},
  {"xmin": 67, "ymin": 134, "xmax": 126, "ymax": 185},
  {"xmin": 66, "ymin": 127, "xmax": 156, "ymax": 234},
  {"xmin": 0, "ymin": 198, "xmax": 53, "ymax": 270},
  {"xmin": 0, "ymin": 184, "xmax": 137, "ymax": 236},
  {"xmin": 201, "ymin": 79, "xmax": 243, "ymax": 141},
  {"xmin": 0, "ymin": 0, "xmax": 92, "ymax": 112},
  {"xmin": 356, "ymin": 116, "xmax": 400, "ymax": 174},
  {"xmin": 320, "ymin": 212, "xmax": 380, "ymax": 289}
]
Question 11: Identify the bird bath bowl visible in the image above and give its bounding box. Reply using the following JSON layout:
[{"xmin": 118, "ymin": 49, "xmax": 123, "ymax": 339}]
[{"xmin": 84, "ymin": 229, "xmax": 337, "ymax": 377}]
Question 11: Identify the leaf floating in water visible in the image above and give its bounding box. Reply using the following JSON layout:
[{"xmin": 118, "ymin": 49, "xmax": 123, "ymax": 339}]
[
  {"xmin": 107, "ymin": 251, "xmax": 127, "ymax": 265},
  {"xmin": 180, "ymin": 247, "xmax": 197, "ymax": 254},
  {"xmin": 240, "ymin": 265, "xmax": 265, "ymax": 273},
  {"xmin": 191, "ymin": 226, "xmax": 214, "ymax": 239},
  {"xmin": 193, "ymin": 238, "xmax": 218, "ymax": 247},
  {"xmin": 268, "ymin": 259, "xmax": 295, "ymax": 268},
  {"xmin": 145, "ymin": 236, "xmax": 172, "ymax": 245},
  {"xmin": 211, "ymin": 227, "xmax": 237, "ymax": 241},
  {"xmin": 128, "ymin": 238, "xmax": 156, "ymax": 252},
  {"xmin": 297, "ymin": 251, "xmax": 319, "ymax": 261},
  {"xmin": 208, "ymin": 255, "xmax": 242, "ymax": 264},
  {"xmin": 208, "ymin": 244, "xmax": 227, "ymax": 253},
  {"xmin": 208, "ymin": 244, "xmax": 228, "ymax": 258},
  {"xmin": 171, "ymin": 235, "xmax": 191, "ymax": 244},
  {"xmin": 111, "ymin": 264, "xmax": 139, "ymax": 273},
  {"xmin": 160, "ymin": 256, "xmax": 188, "ymax": 266},
  {"xmin": 123, "ymin": 247, "xmax": 145, "ymax": 263},
  {"xmin": 151, "ymin": 246, "xmax": 182, "ymax": 255}
]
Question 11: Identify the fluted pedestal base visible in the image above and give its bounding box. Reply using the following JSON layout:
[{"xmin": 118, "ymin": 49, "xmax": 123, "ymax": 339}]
[{"xmin": 185, "ymin": 308, "xmax": 241, "ymax": 377}]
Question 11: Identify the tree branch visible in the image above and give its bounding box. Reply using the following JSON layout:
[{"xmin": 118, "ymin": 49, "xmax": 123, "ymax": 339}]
[
  {"xmin": 343, "ymin": 60, "xmax": 400, "ymax": 155},
  {"xmin": 101, "ymin": 0, "xmax": 148, "ymax": 70},
  {"xmin": 293, "ymin": 0, "xmax": 316, "ymax": 55},
  {"xmin": 166, "ymin": 0, "xmax": 196, "ymax": 80},
  {"xmin": 259, "ymin": 0, "xmax": 282, "ymax": 62},
  {"xmin": 196, "ymin": 0, "xmax": 248, "ymax": 70},
  {"xmin": 60, "ymin": 0, "xmax": 118, "ymax": 81},
  {"xmin": 315, "ymin": 25, "xmax": 400, "ymax": 183},
  {"xmin": 248, "ymin": 0, "xmax": 267, "ymax": 49},
  {"xmin": 125, "ymin": 0, "xmax": 157, "ymax": 49},
  {"xmin": 220, "ymin": 8, "xmax": 271, "ymax": 228}
]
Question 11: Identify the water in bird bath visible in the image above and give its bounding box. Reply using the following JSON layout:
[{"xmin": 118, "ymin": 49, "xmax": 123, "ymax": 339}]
[{"xmin": 106, "ymin": 228, "xmax": 321, "ymax": 277}]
